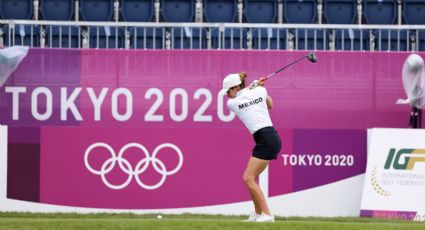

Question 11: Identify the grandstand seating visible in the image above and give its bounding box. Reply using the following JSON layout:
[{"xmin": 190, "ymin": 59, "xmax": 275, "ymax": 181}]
[
  {"xmin": 402, "ymin": 0, "xmax": 425, "ymax": 52},
  {"xmin": 204, "ymin": 1, "xmax": 240, "ymax": 50},
  {"xmin": 334, "ymin": 29, "xmax": 369, "ymax": 51},
  {"xmin": 40, "ymin": 0, "xmax": 74, "ymax": 20},
  {"xmin": 89, "ymin": 27, "xmax": 125, "ymax": 49},
  {"xmin": 129, "ymin": 27, "xmax": 164, "ymax": 49},
  {"xmin": 373, "ymin": 29, "xmax": 409, "ymax": 51},
  {"xmin": 161, "ymin": 0, "xmax": 195, "ymax": 50},
  {"xmin": 121, "ymin": 0, "xmax": 154, "ymax": 22},
  {"xmin": 203, "ymin": 0, "xmax": 237, "ymax": 22},
  {"xmin": 283, "ymin": 0, "xmax": 323, "ymax": 50},
  {"xmin": 244, "ymin": 0, "xmax": 277, "ymax": 23},
  {"xmin": 210, "ymin": 28, "xmax": 247, "ymax": 49},
  {"xmin": 363, "ymin": 0, "xmax": 397, "ymax": 24},
  {"xmin": 0, "ymin": 0, "xmax": 38, "ymax": 47},
  {"xmin": 323, "ymin": 0, "xmax": 357, "ymax": 24},
  {"xmin": 418, "ymin": 31, "xmax": 425, "ymax": 51},
  {"xmin": 252, "ymin": 28, "xmax": 286, "ymax": 49},
  {"xmin": 363, "ymin": 0, "xmax": 399, "ymax": 51},
  {"xmin": 80, "ymin": 0, "xmax": 114, "ymax": 21},
  {"xmin": 80, "ymin": 0, "xmax": 122, "ymax": 49},
  {"xmin": 403, "ymin": 0, "xmax": 425, "ymax": 25},
  {"xmin": 284, "ymin": 0, "xmax": 316, "ymax": 23},
  {"xmin": 0, "ymin": 0, "xmax": 33, "ymax": 19},
  {"xmin": 40, "ymin": 0, "xmax": 77, "ymax": 48},
  {"xmin": 294, "ymin": 29, "xmax": 329, "ymax": 50},
  {"xmin": 161, "ymin": 0, "xmax": 195, "ymax": 22},
  {"xmin": 0, "ymin": 0, "xmax": 423, "ymax": 51},
  {"xmin": 45, "ymin": 26, "xmax": 80, "ymax": 48},
  {"xmin": 3, "ymin": 25, "xmax": 40, "ymax": 47},
  {"xmin": 170, "ymin": 27, "xmax": 206, "ymax": 49},
  {"xmin": 122, "ymin": 0, "xmax": 157, "ymax": 49}
]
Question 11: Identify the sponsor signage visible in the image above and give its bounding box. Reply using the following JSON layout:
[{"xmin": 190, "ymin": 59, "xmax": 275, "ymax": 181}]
[{"xmin": 361, "ymin": 128, "xmax": 425, "ymax": 221}]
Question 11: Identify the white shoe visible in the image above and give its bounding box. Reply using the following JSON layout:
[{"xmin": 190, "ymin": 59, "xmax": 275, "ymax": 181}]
[
  {"xmin": 242, "ymin": 212, "xmax": 260, "ymax": 222},
  {"xmin": 255, "ymin": 213, "xmax": 275, "ymax": 223}
]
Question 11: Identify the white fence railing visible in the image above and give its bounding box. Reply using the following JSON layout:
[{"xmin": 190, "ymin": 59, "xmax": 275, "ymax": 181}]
[{"xmin": 1, "ymin": 20, "xmax": 425, "ymax": 51}]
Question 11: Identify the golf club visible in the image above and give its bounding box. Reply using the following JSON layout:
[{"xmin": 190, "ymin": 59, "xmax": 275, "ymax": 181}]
[{"xmin": 265, "ymin": 51, "xmax": 317, "ymax": 79}]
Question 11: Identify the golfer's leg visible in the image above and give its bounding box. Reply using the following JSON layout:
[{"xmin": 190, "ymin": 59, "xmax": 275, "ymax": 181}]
[
  {"xmin": 243, "ymin": 157, "xmax": 270, "ymax": 215},
  {"xmin": 246, "ymin": 183, "xmax": 261, "ymax": 215}
]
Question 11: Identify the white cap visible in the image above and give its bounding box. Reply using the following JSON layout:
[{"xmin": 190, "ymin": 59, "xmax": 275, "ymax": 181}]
[{"xmin": 220, "ymin": 73, "xmax": 241, "ymax": 94}]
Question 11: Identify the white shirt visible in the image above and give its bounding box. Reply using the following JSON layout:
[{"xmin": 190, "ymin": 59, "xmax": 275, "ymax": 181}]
[{"xmin": 227, "ymin": 87, "xmax": 273, "ymax": 134}]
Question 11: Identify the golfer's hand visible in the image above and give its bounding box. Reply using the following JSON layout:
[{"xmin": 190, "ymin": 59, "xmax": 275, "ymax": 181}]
[
  {"xmin": 249, "ymin": 77, "xmax": 267, "ymax": 89},
  {"xmin": 257, "ymin": 77, "xmax": 267, "ymax": 87}
]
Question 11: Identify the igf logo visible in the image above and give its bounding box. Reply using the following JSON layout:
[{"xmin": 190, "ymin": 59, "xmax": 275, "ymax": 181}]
[{"xmin": 384, "ymin": 148, "xmax": 425, "ymax": 170}]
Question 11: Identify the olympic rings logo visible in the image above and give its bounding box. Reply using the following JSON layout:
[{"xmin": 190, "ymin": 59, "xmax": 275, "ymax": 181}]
[{"xmin": 84, "ymin": 142, "xmax": 183, "ymax": 190}]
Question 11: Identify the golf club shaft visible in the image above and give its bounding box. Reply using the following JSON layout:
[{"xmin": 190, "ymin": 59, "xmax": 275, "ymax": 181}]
[{"xmin": 266, "ymin": 55, "xmax": 307, "ymax": 79}]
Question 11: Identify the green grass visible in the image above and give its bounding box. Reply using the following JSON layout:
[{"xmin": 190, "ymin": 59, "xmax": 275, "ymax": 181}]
[{"xmin": 0, "ymin": 212, "xmax": 424, "ymax": 230}]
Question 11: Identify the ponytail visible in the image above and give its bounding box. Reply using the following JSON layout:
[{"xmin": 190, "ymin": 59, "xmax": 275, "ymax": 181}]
[{"xmin": 239, "ymin": 72, "xmax": 247, "ymax": 88}]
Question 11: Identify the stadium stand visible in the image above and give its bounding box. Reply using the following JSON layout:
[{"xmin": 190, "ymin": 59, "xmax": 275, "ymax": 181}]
[
  {"xmin": 374, "ymin": 29, "xmax": 410, "ymax": 51},
  {"xmin": 294, "ymin": 29, "xmax": 329, "ymax": 50},
  {"xmin": 203, "ymin": 0, "xmax": 243, "ymax": 49},
  {"xmin": 0, "ymin": 0, "xmax": 39, "ymax": 47},
  {"xmin": 41, "ymin": 0, "xmax": 74, "ymax": 20},
  {"xmin": 204, "ymin": 0, "xmax": 237, "ymax": 22},
  {"xmin": 363, "ymin": 0, "xmax": 404, "ymax": 51},
  {"xmin": 284, "ymin": 0, "xmax": 317, "ymax": 23},
  {"xmin": 121, "ymin": 0, "xmax": 161, "ymax": 49},
  {"xmin": 129, "ymin": 27, "xmax": 164, "ymax": 49},
  {"xmin": 0, "ymin": 0, "xmax": 33, "ymax": 20},
  {"xmin": 121, "ymin": 0, "xmax": 154, "ymax": 22},
  {"xmin": 89, "ymin": 26, "xmax": 125, "ymax": 49},
  {"xmin": 363, "ymin": 0, "xmax": 397, "ymax": 24},
  {"xmin": 0, "ymin": 0, "xmax": 424, "ymax": 51},
  {"xmin": 244, "ymin": 0, "xmax": 277, "ymax": 23},
  {"xmin": 80, "ymin": 0, "xmax": 114, "ymax": 21},
  {"xmin": 245, "ymin": 0, "xmax": 282, "ymax": 49},
  {"xmin": 403, "ymin": 0, "xmax": 425, "ymax": 51},
  {"xmin": 403, "ymin": 0, "xmax": 425, "ymax": 25},
  {"xmin": 45, "ymin": 26, "xmax": 80, "ymax": 48},
  {"xmin": 171, "ymin": 27, "xmax": 206, "ymax": 49},
  {"xmin": 161, "ymin": 0, "xmax": 195, "ymax": 22},
  {"xmin": 323, "ymin": 0, "xmax": 357, "ymax": 24},
  {"xmin": 41, "ymin": 0, "xmax": 79, "ymax": 48},
  {"xmin": 333, "ymin": 29, "xmax": 369, "ymax": 51},
  {"xmin": 323, "ymin": 0, "xmax": 364, "ymax": 51},
  {"xmin": 80, "ymin": 0, "xmax": 125, "ymax": 49},
  {"xmin": 161, "ymin": 0, "xmax": 201, "ymax": 49},
  {"xmin": 3, "ymin": 25, "xmax": 40, "ymax": 47},
  {"xmin": 251, "ymin": 28, "xmax": 286, "ymax": 49},
  {"xmin": 418, "ymin": 31, "xmax": 425, "ymax": 51},
  {"xmin": 283, "ymin": 0, "xmax": 328, "ymax": 50},
  {"xmin": 210, "ymin": 27, "xmax": 247, "ymax": 49}
]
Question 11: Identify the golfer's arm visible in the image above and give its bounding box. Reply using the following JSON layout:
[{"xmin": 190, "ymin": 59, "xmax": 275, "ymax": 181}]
[{"xmin": 266, "ymin": 96, "xmax": 273, "ymax": 110}]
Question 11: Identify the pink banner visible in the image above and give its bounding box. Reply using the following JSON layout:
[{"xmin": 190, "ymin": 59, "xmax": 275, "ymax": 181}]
[
  {"xmin": 1, "ymin": 49, "xmax": 421, "ymax": 209},
  {"xmin": 40, "ymin": 126, "xmax": 251, "ymax": 208}
]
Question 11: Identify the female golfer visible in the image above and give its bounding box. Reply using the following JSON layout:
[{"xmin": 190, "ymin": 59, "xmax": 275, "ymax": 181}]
[{"xmin": 221, "ymin": 72, "xmax": 281, "ymax": 222}]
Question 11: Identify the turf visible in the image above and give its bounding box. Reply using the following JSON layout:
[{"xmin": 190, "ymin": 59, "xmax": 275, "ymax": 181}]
[{"xmin": 0, "ymin": 213, "xmax": 424, "ymax": 230}]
